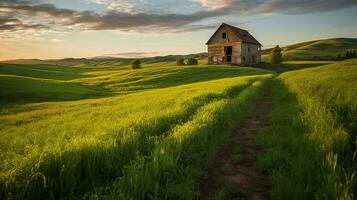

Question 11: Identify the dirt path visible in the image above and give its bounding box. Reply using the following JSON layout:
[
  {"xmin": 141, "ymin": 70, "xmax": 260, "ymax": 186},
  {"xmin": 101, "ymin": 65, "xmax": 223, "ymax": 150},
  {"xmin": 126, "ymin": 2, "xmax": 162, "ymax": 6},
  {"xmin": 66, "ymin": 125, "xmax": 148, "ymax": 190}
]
[{"xmin": 199, "ymin": 89, "xmax": 272, "ymax": 200}]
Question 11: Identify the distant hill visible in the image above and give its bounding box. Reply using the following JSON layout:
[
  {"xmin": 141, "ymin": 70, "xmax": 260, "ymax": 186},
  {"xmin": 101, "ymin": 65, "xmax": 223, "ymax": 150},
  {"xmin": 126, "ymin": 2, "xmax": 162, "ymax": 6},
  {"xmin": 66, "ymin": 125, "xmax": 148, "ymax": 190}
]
[
  {"xmin": 3, "ymin": 38, "xmax": 356, "ymax": 65},
  {"xmin": 262, "ymin": 38, "xmax": 357, "ymax": 61},
  {"xmin": 0, "ymin": 53, "xmax": 208, "ymax": 66},
  {"xmin": 0, "ymin": 57, "xmax": 120, "ymax": 66}
]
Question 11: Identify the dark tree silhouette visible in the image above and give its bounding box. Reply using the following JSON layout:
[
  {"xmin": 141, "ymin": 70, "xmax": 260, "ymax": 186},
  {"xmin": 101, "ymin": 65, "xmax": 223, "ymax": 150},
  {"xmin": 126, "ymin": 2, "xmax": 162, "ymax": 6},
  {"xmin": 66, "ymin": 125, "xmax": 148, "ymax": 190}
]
[
  {"xmin": 176, "ymin": 57, "xmax": 185, "ymax": 66},
  {"xmin": 270, "ymin": 45, "xmax": 283, "ymax": 64},
  {"xmin": 131, "ymin": 60, "xmax": 141, "ymax": 69},
  {"xmin": 186, "ymin": 58, "xmax": 198, "ymax": 65}
]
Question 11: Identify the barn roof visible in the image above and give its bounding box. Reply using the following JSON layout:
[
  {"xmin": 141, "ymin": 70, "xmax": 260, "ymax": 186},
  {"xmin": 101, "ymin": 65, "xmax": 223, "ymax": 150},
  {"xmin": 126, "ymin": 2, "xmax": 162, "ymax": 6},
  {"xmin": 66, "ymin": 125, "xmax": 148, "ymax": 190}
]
[{"xmin": 206, "ymin": 23, "xmax": 262, "ymax": 46}]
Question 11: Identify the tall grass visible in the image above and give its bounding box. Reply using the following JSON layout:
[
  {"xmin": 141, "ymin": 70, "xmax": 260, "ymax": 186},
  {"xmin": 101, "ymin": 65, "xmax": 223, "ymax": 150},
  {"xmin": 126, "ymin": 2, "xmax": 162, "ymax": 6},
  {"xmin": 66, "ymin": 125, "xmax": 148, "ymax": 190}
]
[
  {"xmin": 257, "ymin": 59, "xmax": 357, "ymax": 199},
  {"xmin": 0, "ymin": 61, "xmax": 272, "ymax": 199},
  {"xmin": 106, "ymin": 77, "xmax": 272, "ymax": 199}
]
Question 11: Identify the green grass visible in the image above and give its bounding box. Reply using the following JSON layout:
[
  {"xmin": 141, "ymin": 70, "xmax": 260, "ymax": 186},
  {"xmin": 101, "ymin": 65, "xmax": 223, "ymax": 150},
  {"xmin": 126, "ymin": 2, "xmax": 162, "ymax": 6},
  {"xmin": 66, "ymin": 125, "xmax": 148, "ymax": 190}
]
[
  {"xmin": 257, "ymin": 59, "xmax": 357, "ymax": 199},
  {"xmin": 1, "ymin": 55, "xmax": 355, "ymax": 199},
  {"xmin": 0, "ymin": 61, "xmax": 273, "ymax": 199},
  {"xmin": 257, "ymin": 60, "xmax": 336, "ymax": 73},
  {"xmin": 0, "ymin": 75, "xmax": 109, "ymax": 104},
  {"xmin": 0, "ymin": 63, "xmax": 89, "ymax": 80},
  {"xmin": 262, "ymin": 38, "xmax": 357, "ymax": 61},
  {"xmin": 233, "ymin": 152, "xmax": 242, "ymax": 164},
  {"xmin": 107, "ymin": 77, "xmax": 271, "ymax": 199},
  {"xmin": 0, "ymin": 62, "xmax": 269, "ymax": 104}
]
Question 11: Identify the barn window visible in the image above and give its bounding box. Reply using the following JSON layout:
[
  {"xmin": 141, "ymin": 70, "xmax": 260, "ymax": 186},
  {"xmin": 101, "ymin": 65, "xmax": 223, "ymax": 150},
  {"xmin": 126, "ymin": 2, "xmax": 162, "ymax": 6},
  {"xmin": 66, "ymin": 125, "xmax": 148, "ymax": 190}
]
[
  {"xmin": 222, "ymin": 32, "xmax": 227, "ymax": 39},
  {"xmin": 248, "ymin": 47, "xmax": 250, "ymax": 52}
]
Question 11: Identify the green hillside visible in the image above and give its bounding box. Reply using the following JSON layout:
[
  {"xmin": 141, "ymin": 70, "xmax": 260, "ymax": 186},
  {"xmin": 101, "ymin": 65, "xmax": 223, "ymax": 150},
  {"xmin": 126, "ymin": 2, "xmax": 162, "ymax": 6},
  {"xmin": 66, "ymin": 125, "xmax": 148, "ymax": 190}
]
[
  {"xmin": 262, "ymin": 38, "xmax": 357, "ymax": 61},
  {"xmin": 0, "ymin": 61, "xmax": 272, "ymax": 199},
  {"xmin": 0, "ymin": 63, "xmax": 109, "ymax": 104},
  {"xmin": 0, "ymin": 56, "xmax": 356, "ymax": 199}
]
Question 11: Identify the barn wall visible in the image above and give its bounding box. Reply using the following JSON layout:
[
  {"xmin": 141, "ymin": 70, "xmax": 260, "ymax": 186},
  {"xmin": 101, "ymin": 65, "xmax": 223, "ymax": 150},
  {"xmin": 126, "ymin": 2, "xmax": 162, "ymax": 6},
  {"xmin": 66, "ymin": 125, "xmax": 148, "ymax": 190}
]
[
  {"xmin": 208, "ymin": 42, "xmax": 242, "ymax": 64},
  {"xmin": 207, "ymin": 25, "xmax": 261, "ymax": 65},
  {"xmin": 232, "ymin": 43, "xmax": 242, "ymax": 64},
  {"xmin": 207, "ymin": 25, "xmax": 242, "ymax": 65},
  {"xmin": 241, "ymin": 43, "xmax": 261, "ymax": 66}
]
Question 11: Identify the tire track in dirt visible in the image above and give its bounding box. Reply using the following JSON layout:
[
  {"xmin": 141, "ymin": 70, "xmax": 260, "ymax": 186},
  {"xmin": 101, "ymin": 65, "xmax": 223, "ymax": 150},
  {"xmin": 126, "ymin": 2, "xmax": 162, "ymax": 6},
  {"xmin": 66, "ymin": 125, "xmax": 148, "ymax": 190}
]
[{"xmin": 199, "ymin": 88, "xmax": 272, "ymax": 200}]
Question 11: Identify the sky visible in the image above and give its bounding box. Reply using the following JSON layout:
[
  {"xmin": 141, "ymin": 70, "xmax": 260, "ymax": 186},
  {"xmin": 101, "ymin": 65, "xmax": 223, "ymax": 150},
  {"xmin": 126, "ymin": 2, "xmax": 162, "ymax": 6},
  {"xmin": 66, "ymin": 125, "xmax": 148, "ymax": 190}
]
[{"xmin": 1, "ymin": 0, "xmax": 357, "ymax": 60}]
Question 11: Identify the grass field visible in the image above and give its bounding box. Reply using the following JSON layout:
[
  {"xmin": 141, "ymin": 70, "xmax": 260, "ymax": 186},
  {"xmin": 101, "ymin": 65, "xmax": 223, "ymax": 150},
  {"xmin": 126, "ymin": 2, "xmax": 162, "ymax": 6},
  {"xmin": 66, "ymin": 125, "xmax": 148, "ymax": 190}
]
[
  {"xmin": 0, "ymin": 56, "xmax": 356, "ymax": 199},
  {"xmin": 257, "ymin": 60, "xmax": 336, "ymax": 73},
  {"xmin": 257, "ymin": 59, "xmax": 357, "ymax": 199},
  {"xmin": 0, "ymin": 61, "xmax": 272, "ymax": 199}
]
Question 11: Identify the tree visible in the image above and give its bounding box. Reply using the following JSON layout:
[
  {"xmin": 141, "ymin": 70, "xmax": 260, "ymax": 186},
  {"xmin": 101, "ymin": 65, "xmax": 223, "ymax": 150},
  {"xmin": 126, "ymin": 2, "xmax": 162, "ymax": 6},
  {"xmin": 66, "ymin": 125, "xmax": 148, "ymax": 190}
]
[
  {"xmin": 186, "ymin": 58, "xmax": 198, "ymax": 65},
  {"xmin": 176, "ymin": 57, "xmax": 185, "ymax": 66},
  {"xmin": 131, "ymin": 59, "xmax": 141, "ymax": 69},
  {"xmin": 345, "ymin": 50, "xmax": 351, "ymax": 59},
  {"xmin": 352, "ymin": 50, "xmax": 357, "ymax": 58},
  {"xmin": 270, "ymin": 45, "xmax": 282, "ymax": 64}
]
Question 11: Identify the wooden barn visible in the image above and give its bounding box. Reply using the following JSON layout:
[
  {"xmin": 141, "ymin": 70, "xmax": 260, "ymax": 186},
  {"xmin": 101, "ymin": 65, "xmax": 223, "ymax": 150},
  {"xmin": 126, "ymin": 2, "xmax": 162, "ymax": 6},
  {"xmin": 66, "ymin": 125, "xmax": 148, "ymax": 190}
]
[{"xmin": 206, "ymin": 23, "xmax": 262, "ymax": 65}]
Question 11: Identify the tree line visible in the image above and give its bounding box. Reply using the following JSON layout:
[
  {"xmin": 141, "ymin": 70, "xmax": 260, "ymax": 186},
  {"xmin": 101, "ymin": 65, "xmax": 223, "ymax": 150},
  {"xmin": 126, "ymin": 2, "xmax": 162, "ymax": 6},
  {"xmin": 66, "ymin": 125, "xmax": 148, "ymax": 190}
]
[
  {"xmin": 342, "ymin": 50, "xmax": 357, "ymax": 60},
  {"xmin": 130, "ymin": 57, "xmax": 199, "ymax": 69}
]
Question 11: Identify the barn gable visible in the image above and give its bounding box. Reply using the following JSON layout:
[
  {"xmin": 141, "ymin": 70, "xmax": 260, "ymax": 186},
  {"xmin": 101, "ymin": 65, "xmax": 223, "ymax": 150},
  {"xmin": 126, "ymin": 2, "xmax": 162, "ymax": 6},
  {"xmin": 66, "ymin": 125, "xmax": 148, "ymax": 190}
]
[
  {"xmin": 206, "ymin": 23, "xmax": 261, "ymax": 46},
  {"xmin": 206, "ymin": 24, "xmax": 241, "ymax": 45}
]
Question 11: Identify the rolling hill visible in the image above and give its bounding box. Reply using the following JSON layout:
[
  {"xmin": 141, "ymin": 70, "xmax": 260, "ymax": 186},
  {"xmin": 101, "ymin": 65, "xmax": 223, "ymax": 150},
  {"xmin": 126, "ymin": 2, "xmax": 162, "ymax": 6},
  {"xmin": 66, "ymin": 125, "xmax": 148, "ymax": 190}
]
[
  {"xmin": 0, "ymin": 61, "xmax": 272, "ymax": 199},
  {"xmin": 262, "ymin": 38, "xmax": 357, "ymax": 61},
  {"xmin": 0, "ymin": 53, "xmax": 208, "ymax": 66},
  {"xmin": 0, "ymin": 54, "xmax": 356, "ymax": 199}
]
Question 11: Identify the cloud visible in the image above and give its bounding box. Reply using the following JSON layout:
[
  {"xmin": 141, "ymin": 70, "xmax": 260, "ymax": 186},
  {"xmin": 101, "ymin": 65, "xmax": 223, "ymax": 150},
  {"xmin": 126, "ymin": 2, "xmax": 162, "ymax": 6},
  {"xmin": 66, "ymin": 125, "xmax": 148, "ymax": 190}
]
[
  {"xmin": 0, "ymin": 0, "xmax": 43, "ymax": 6},
  {"xmin": 73, "ymin": 10, "xmax": 221, "ymax": 32},
  {"xmin": 194, "ymin": 0, "xmax": 357, "ymax": 14},
  {"xmin": 0, "ymin": 16, "xmax": 47, "ymax": 32},
  {"xmin": 193, "ymin": 0, "xmax": 232, "ymax": 10},
  {"xmin": 0, "ymin": 2, "xmax": 222, "ymax": 33},
  {"xmin": 0, "ymin": 0, "xmax": 356, "ymax": 35},
  {"xmin": 88, "ymin": 0, "xmax": 137, "ymax": 13}
]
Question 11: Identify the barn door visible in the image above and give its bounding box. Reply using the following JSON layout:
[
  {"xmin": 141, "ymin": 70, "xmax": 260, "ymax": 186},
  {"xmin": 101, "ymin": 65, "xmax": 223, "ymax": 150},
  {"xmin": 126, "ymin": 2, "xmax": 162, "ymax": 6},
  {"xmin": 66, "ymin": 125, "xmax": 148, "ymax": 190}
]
[{"xmin": 224, "ymin": 46, "xmax": 232, "ymax": 63}]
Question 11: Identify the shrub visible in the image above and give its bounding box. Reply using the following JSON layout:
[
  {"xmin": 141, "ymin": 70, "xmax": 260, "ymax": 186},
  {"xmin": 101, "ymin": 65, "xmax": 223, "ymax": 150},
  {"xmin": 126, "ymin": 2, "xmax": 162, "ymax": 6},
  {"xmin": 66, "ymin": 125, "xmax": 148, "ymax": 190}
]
[
  {"xmin": 270, "ymin": 45, "xmax": 282, "ymax": 64},
  {"xmin": 131, "ymin": 60, "xmax": 141, "ymax": 69},
  {"xmin": 176, "ymin": 57, "xmax": 185, "ymax": 66},
  {"xmin": 186, "ymin": 58, "xmax": 198, "ymax": 65}
]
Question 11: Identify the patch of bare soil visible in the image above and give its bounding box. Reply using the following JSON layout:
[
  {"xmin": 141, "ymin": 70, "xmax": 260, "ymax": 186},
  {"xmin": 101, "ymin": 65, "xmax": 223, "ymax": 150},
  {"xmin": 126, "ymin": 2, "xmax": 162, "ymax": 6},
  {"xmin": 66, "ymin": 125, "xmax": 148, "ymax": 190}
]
[{"xmin": 199, "ymin": 89, "xmax": 272, "ymax": 200}]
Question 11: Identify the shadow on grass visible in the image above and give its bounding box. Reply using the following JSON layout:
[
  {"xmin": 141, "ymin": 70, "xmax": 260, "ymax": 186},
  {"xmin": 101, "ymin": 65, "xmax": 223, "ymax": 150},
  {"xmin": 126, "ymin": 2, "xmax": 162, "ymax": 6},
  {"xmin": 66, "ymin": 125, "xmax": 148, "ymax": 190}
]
[
  {"xmin": 256, "ymin": 79, "xmax": 326, "ymax": 199},
  {"xmin": 0, "ymin": 79, "xmax": 259, "ymax": 200},
  {"xmin": 257, "ymin": 78, "xmax": 357, "ymax": 199},
  {"xmin": 113, "ymin": 66, "xmax": 272, "ymax": 92},
  {"xmin": 256, "ymin": 62, "xmax": 332, "ymax": 74}
]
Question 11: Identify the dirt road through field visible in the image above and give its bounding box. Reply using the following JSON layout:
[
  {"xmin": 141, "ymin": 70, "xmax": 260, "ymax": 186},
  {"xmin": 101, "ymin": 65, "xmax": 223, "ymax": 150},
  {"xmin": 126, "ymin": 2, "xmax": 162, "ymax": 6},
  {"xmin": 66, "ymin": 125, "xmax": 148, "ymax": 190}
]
[{"xmin": 199, "ymin": 89, "xmax": 272, "ymax": 200}]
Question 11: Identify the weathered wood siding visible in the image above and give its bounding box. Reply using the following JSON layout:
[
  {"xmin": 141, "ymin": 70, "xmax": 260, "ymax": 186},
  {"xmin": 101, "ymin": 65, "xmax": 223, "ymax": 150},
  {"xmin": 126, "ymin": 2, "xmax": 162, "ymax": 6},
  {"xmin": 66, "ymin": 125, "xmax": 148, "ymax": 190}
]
[
  {"xmin": 241, "ymin": 43, "xmax": 261, "ymax": 65},
  {"xmin": 232, "ymin": 43, "xmax": 242, "ymax": 64},
  {"xmin": 207, "ymin": 24, "xmax": 261, "ymax": 65},
  {"xmin": 207, "ymin": 26, "xmax": 242, "ymax": 65}
]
